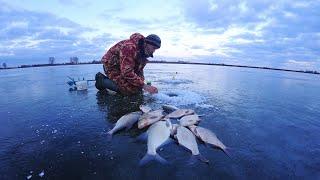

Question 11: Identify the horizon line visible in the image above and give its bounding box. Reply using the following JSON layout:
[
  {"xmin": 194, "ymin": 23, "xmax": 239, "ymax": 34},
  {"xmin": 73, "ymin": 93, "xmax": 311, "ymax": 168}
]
[{"xmin": 0, "ymin": 61, "xmax": 319, "ymax": 75}]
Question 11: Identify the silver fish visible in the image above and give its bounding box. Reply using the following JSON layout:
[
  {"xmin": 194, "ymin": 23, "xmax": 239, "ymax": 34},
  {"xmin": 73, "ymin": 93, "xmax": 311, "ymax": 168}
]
[
  {"xmin": 139, "ymin": 120, "xmax": 172, "ymax": 166},
  {"xmin": 139, "ymin": 105, "xmax": 152, "ymax": 113},
  {"xmin": 162, "ymin": 104, "xmax": 179, "ymax": 113},
  {"xmin": 175, "ymin": 126, "xmax": 209, "ymax": 163},
  {"xmin": 165, "ymin": 109, "xmax": 194, "ymax": 119},
  {"xmin": 189, "ymin": 126, "xmax": 230, "ymax": 157},
  {"xmin": 179, "ymin": 114, "xmax": 201, "ymax": 127},
  {"xmin": 138, "ymin": 109, "xmax": 164, "ymax": 129},
  {"xmin": 107, "ymin": 111, "xmax": 142, "ymax": 138}
]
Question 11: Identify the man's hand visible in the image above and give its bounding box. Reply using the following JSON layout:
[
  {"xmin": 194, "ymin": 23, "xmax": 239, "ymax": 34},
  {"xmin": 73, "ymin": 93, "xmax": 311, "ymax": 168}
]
[{"xmin": 143, "ymin": 84, "xmax": 158, "ymax": 94}]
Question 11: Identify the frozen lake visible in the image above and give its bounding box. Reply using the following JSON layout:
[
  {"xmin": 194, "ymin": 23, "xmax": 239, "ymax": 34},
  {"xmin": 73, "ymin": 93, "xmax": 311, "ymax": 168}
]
[{"xmin": 0, "ymin": 63, "xmax": 319, "ymax": 179}]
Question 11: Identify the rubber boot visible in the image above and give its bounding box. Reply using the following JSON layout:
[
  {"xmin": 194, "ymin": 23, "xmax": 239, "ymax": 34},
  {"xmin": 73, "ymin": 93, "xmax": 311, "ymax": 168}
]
[{"xmin": 95, "ymin": 72, "xmax": 119, "ymax": 92}]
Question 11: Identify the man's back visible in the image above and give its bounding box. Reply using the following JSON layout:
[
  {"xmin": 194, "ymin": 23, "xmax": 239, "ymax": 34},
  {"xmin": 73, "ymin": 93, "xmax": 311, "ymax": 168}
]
[{"xmin": 101, "ymin": 33, "xmax": 147, "ymax": 95}]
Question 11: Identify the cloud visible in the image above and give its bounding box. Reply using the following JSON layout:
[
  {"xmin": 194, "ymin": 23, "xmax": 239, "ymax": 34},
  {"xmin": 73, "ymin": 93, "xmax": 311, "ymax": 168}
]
[
  {"xmin": 180, "ymin": 0, "xmax": 272, "ymax": 29},
  {"xmin": 57, "ymin": 0, "xmax": 74, "ymax": 5},
  {"xmin": 175, "ymin": 0, "xmax": 320, "ymax": 70},
  {"xmin": 117, "ymin": 18, "xmax": 152, "ymax": 29},
  {"xmin": 0, "ymin": 2, "xmax": 115, "ymax": 65},
  {"xmin": 57, "ymin": 0, "xmax": 91, "ymax": 8},
  {"xmin": 1, "ymin": 0, "xmax": 320, "ymax": 70}
]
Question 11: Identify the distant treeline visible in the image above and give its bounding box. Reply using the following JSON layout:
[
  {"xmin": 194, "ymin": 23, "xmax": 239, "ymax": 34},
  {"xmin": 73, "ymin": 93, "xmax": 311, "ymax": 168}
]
[
  {"xmin": 150, "ymin": 61, "xmax": 320, "ymax": 75},
  {"xmin": 0, "ymin": 60, "xmax": 101, "ymax": 69},
  {"xmin": 0, "ymin": 60, "xmax": 319, "ymax": 75}
]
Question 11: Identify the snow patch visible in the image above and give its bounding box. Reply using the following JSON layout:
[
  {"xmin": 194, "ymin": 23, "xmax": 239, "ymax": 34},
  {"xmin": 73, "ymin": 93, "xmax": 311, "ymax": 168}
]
[{"xmin": 152, "ymin": 90, "xmax": 204, "ymax": 106}]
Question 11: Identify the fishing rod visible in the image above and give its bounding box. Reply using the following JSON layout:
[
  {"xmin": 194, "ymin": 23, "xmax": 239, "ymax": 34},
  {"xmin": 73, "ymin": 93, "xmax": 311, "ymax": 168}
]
[{"xmin": 67, "ymin": 76, "xmax": 95, "ymax": 91}]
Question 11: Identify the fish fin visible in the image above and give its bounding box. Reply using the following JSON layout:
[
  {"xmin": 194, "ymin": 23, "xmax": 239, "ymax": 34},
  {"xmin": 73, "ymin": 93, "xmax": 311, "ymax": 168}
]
[
  {"xmin": 125, "ymin": 125, "xmax": 133, "ymax": 131},
  {"xmin": 210, "ymin": 145, "xmax": 232, "ymax": 159},
  {"xmin": 196, "ymin": 154, "xmax": 210, "ymax": 164},
  {"xmin": 158, "ymin": 138, "xmax": 175, "ymax": 149},
  {"xmin": 139, "ymin": 153, "xmax": 154, "ymax": 166},
  {"xmin": 107, "ymin": 123, "xmax": 116, "ymax": 132},
  {"xmin": 165, "ymin": 119, "xmax": 172, "ymax": 127},
  {"xmin": 188, "ymin": 154, "xmax": 210, "ymax": 165},
  {"xmin": 139, "ymin": 153, "xmax": 168, "ymax": 166},
  {"xmin": 203, "ymin": 142, "xmax": 209, "ymax": 147},
  {"xmin": 194, "ymin": 127, "xmax": 199, "ymax": 136},
  {"xmin": 135, "ymin": 132, "xmax": 148, "ymax": 142},
  {"xmin": 155, "ymin": 153, "xmax": 169, "ymax": 165}
]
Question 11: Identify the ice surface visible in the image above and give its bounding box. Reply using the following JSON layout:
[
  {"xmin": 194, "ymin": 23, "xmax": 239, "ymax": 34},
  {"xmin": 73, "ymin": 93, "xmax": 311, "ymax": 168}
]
[{"xmin": 152, "ymin": 90, "xmax": 204, "ymax": 106}]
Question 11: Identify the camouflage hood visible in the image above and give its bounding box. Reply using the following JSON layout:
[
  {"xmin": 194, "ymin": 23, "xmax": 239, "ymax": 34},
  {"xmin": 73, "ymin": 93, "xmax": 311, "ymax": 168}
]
[{"xmin": 129, "ymin": 33, "xmax": 145, "ymax": 46}]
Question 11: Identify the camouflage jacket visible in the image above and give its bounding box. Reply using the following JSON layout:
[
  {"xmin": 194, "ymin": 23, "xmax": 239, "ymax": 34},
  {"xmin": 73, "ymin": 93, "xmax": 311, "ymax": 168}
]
[{"xmin": 101, "ymin": 33, "xmax": 148, "ymax": 95}]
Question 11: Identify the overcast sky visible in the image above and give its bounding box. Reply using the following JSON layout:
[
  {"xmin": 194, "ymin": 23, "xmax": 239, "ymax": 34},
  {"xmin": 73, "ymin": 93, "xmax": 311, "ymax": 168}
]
[{"xmin": 0, "ymin": 0, "xmax": 319, "ymax": 70}]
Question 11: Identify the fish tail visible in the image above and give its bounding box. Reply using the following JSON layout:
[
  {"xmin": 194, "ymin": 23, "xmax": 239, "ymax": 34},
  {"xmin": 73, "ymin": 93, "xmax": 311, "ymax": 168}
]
[
  {"xmin": 107, "ymin": 130, "xmax": 113, "ymax": 141},
  {"xmin": 155, "ymin": 153, "xmax": 169, "ymax": 164},
  {"xmin": 135, "ymin": 132, "xmax": 148, "ymax": 142},
  {"xmin": 139, "ymin": 153, "xmax": 154, "ymax": 166},
  {"xmin": 188, "ymin": 154, "xmax": 210, "ymax": 165},
  {"xmin": 139, "ymin": 153, "xmax": 168, "ymax": 166},
  {"xmin": 222, "ymin": 147, "xmax": 231, "ymax": 159},
  {"xmin": 125, "ymin": 125, "xmax": 132, "ymax": 131},
  {"xmin": 196, "ymin": 154, "xmax": 210, "ymax": 164},
  {"xmin": 209, "ymin": 144, "xmax": 232, "ymax": 159}
]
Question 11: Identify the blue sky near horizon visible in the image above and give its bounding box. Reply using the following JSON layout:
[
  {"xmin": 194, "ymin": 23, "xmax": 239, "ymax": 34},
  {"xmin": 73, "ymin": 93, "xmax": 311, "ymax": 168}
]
[{"xmin": 0, "ymin": 0, "xmax": 319, "ymax": 70}]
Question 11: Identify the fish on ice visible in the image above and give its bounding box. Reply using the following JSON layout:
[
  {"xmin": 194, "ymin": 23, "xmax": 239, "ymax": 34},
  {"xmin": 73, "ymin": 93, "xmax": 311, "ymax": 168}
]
[
  {"xmin": 107, "ymin": 111, "xmax": 142, "ymax": 138},
  {"xmin": 139, "ymin": 120, "xmax": 173, "ymax": 166},
  {"xmin": 175, "ymin": 126, "xmax": 209, "ymax": 163},
  {"xmin": 189, "ymin": 125, "xmax": 230, "ymax": 157}
]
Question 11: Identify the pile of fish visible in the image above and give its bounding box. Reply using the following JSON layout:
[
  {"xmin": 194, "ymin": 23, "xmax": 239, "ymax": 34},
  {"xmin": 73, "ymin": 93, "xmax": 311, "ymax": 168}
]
[{"xmin": 107, "ymin": 104, "xmax": 230, "ymax": 166}]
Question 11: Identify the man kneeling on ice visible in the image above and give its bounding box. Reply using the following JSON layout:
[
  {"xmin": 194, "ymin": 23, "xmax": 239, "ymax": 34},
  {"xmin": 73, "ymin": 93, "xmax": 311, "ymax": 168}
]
[{"xmin": 95, "ymin": 33, "xmax": 160, "ymax": 95}]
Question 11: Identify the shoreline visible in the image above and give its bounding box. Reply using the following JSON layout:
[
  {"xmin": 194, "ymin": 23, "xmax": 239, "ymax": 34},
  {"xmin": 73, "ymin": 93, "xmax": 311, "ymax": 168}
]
[{"xmin": 0, "ymin": 61, "xmax": 319, "ymax": 75}]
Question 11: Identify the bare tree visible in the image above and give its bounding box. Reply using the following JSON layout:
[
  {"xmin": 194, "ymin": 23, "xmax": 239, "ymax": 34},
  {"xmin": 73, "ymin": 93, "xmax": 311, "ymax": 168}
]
[
  {"xmin": 70, "ymin": 57, "xmax": 79, "ymax": 64},
  {"xmin": 49, "ymin": 57, "xmax": 55, "ymax": 64}
]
